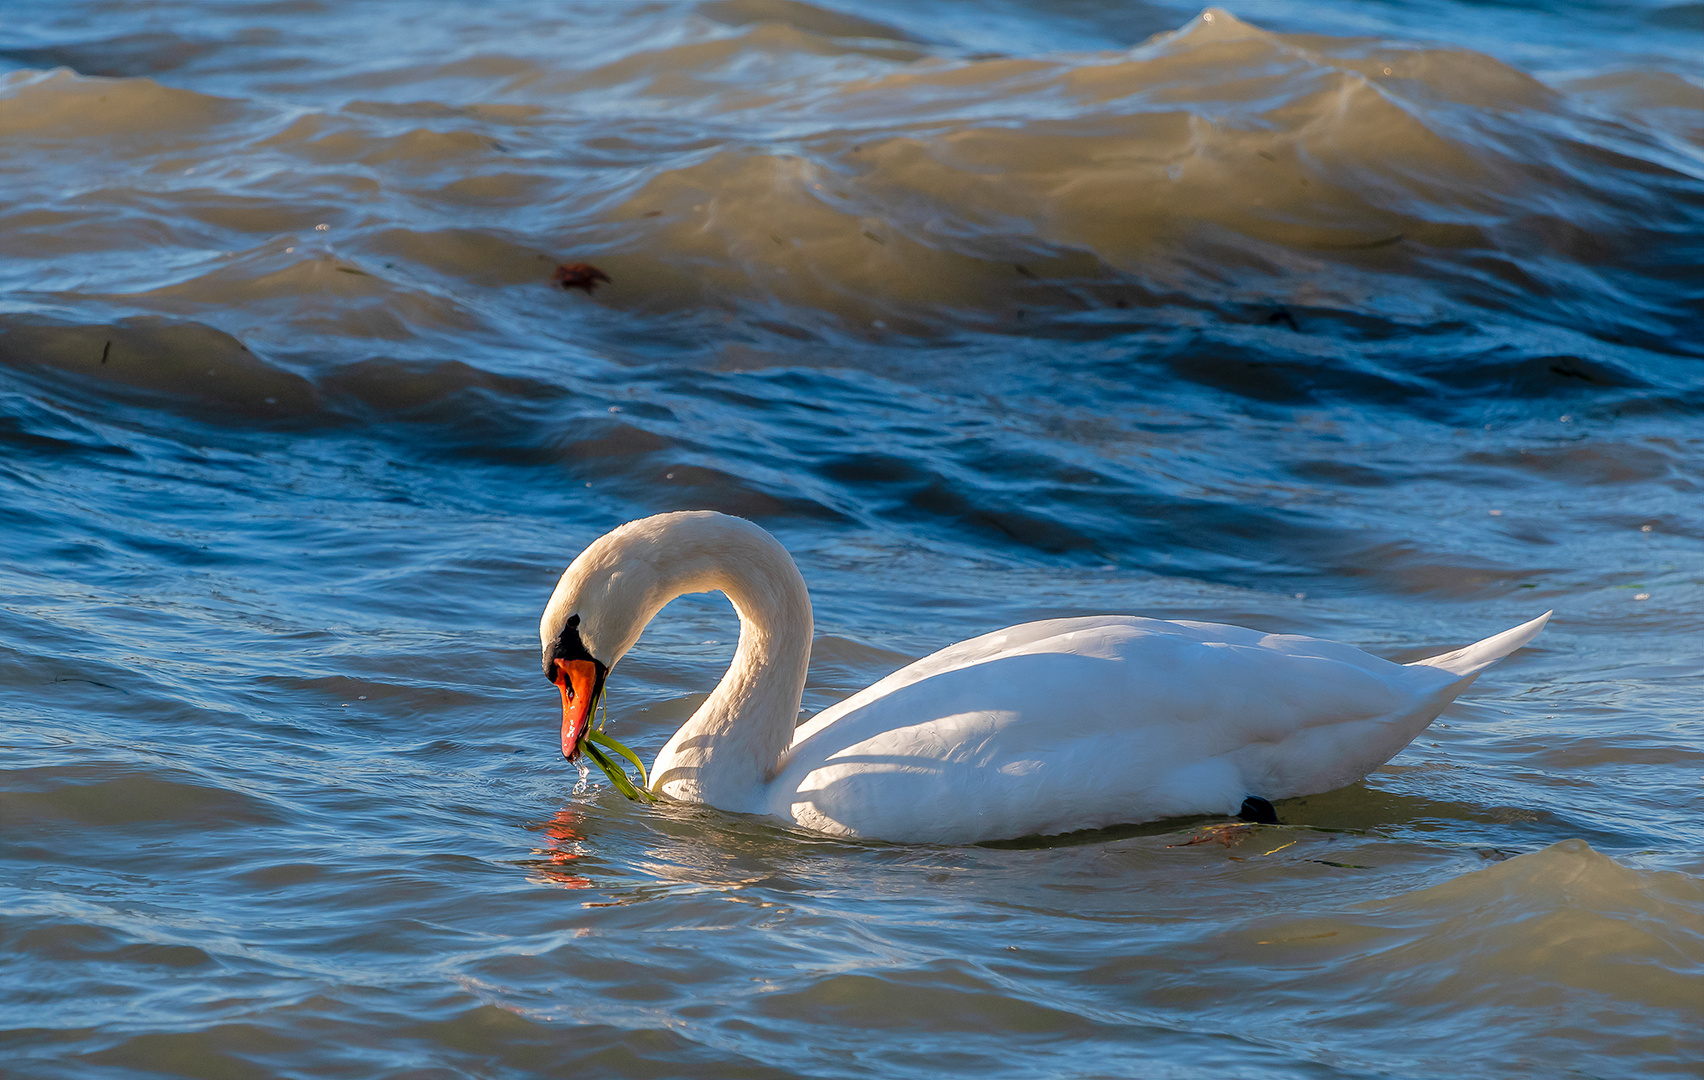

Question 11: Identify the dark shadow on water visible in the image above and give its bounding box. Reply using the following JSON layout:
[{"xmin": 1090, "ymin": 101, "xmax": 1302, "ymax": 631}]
[
  {"xmin": 978, "ymin": 812, "xmax": 1237, "ymax": 850},
  {"xmin": 977, "ymin": 780, "xmax": 1647, "ymax": 851}
]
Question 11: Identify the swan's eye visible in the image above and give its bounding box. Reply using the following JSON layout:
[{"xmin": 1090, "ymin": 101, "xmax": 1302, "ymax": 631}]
[{"xmin": 545, "ymin": 613, "xmax": 595, "ymax": 683}]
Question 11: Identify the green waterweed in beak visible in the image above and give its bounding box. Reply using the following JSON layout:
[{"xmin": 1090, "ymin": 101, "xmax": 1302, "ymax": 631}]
[
  {"xmin": 553, "ymin": 658, "xmax": 654, "ymax": 803},
  {"xmin": 583, "ymin": 731, "xmax": 654, "ymax": 803}
]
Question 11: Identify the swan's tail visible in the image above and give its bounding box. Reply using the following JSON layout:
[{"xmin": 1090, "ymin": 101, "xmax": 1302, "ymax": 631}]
[{"xmin": 1408, "ymin": 611, "xmax": 1551, "ymax": 679}]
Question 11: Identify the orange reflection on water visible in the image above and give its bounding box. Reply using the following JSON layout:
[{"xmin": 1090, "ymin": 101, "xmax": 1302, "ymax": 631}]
[{"xmin": 528, "ymin": 807, "xmax": 592, "ymax": 889}]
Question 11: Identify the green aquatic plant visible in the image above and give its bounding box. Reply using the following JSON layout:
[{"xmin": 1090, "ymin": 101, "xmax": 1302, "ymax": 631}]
[{"xmin": 582, "ymin": 691, "xmax": 654, "ymax": 803}]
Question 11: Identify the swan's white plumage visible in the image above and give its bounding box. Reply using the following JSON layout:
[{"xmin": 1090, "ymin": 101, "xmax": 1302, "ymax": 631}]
[{"xmin": 542, "ymin": 511, "xmax": 1549, "ymax": 845}]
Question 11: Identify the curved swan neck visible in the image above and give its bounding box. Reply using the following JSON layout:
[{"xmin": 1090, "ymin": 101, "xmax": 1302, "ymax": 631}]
[{"xmin": 622, "ymin": 516, "xmax": 812, "ymax": 805}]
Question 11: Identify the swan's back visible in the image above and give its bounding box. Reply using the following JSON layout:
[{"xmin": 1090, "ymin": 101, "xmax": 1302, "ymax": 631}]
[{"xmin": 766, "ymin": 616, "xmax": 1531, "ymax": 844}]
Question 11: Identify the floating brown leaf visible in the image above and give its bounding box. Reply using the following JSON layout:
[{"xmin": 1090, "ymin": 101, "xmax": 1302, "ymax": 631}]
[{"xmin": 554, "ymin": 262, "xmax": 611, "ymax": 294}]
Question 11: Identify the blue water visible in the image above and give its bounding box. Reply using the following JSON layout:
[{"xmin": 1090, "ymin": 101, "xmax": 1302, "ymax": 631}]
[{"xmin": 2, "ymin": 2, "xmax": 1701, "ymax": 1077}]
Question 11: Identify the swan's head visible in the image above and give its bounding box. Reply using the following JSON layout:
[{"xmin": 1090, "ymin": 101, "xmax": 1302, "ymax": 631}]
[{"xmin": 538, "ymin": 514, "xmax": 704, "ymax": 760}]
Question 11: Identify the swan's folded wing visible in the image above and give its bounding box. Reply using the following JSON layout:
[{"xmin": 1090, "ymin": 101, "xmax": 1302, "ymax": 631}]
[{"xmin": 774, "ymin": 621, "xmax": 1429, "ymax": 842}]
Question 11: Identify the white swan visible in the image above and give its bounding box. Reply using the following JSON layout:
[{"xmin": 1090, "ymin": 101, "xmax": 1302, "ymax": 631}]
[{"xmin": 540, "ymin": 511, "xmax": 1549, "ymax": 844}]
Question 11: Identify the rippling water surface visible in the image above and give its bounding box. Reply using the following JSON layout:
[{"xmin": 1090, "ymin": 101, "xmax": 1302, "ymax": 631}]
[{"xmin": 3, "ymin": 1, "xmax": 1702, "ymax": 1076}]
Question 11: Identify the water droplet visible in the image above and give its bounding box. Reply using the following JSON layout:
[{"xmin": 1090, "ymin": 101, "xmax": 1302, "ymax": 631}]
[{"xmin": 1640, "ymin": 524, "xmax": 1653, "ymax": 532}]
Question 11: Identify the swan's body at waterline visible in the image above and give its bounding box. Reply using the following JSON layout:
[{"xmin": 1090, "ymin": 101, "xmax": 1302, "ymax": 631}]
[{"xmin": 541, "ymin": 512, "xmax": 1548, "ymax": 844}]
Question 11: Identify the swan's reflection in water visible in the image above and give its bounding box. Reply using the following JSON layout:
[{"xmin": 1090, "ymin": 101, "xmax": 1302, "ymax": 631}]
[
  {"xmin": 520, "ymin": 800, "xmax": 777, "ymax": 897},
  {"xmin": 517, "ymin": 775, "xmax": 1608, "ymax": 912},
  {"xmin": 518, "ymin": 794, "xmax": 866, "ymax": 909},
  {"xmin": 524, "ymin": 807, "xmax": 593, "ymax": 889}
]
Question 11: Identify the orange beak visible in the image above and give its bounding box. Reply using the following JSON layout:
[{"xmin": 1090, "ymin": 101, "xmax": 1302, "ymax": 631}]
[{"xmin": 553, "ymin": 657, "xmax": 602, "ymax": 760}]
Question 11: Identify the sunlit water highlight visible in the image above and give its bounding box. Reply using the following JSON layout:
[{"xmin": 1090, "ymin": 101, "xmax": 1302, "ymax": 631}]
[{"xmin": 1, "ymin": 1, "xmax": 1701, "ymax": 1077}]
